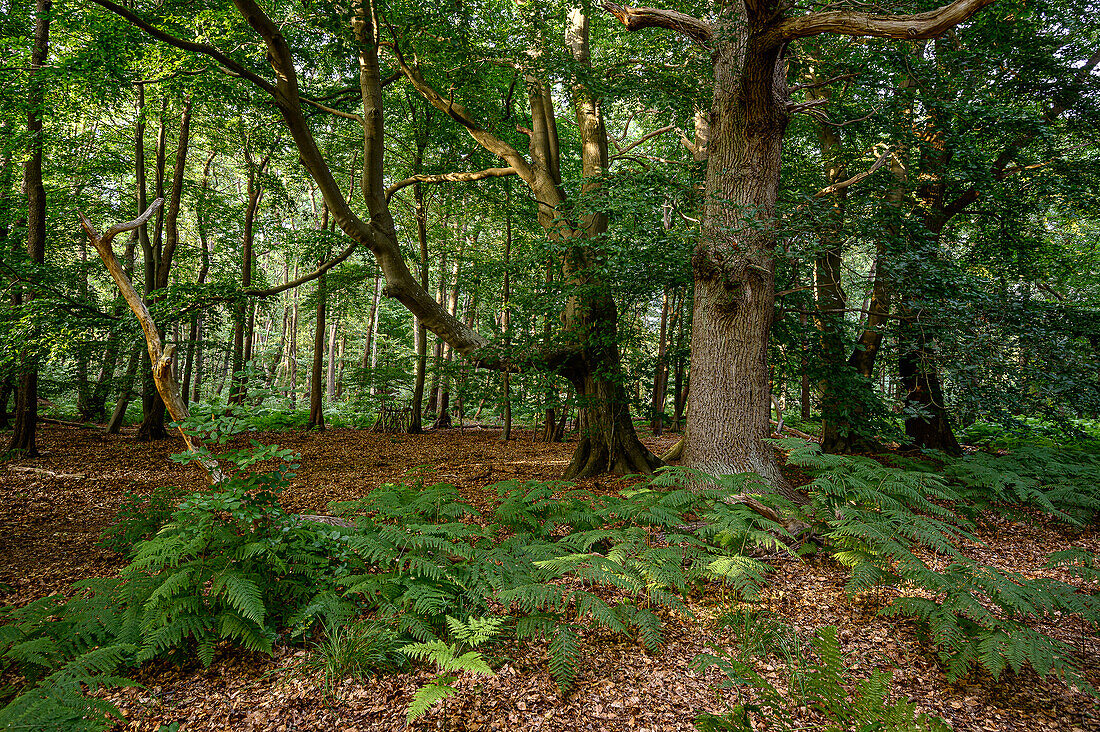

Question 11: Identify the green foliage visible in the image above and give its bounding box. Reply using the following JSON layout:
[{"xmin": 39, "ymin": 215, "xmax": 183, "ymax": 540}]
[
  {"xmin": 332, "ymin": 467, "xmax": 787, "ymax": 689},
  {"xmin": 0, "ymin": 593, "xmax": 135, "ymax": 731},
  {"xmin": 97, "ymin": 484, "xmax": 189, "ymax": 556},
  {"xmin": 784, "ymin": 439, "xmax": 1100, "ymax": 694},
  {"xmin": 693, "ymin": 619, "xmax": 949, "ymax": 732},
  {"xmin": 305, "ymin": 619, "xmax": 405, "ymax": 697},
  {"xmin": 402, "ymin": 615, "xmax": 500, "ymax": 724},
  {"xmin": 117, "ymin": 476, "xmax": 361, "ymax": 665},
  {"xmin": 882, "ymin": 563, "xmax": 1099, "ymax": 694},
  {"xmin": 945, "ymin": 444, "xmax": 1100, "ymax": 524}
]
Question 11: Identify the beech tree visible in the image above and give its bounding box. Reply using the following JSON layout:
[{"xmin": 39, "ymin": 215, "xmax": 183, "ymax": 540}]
[
  {"xmin": 88, "ymin": 0, "xmax": 670, "ymax": 478},
  {"xmin": 601, "ymin": 0, "xmax": 997, "ymax": 495}
]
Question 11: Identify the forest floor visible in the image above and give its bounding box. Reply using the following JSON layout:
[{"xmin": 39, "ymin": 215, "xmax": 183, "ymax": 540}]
[{"xmin": 1, "ymin": 423, "xmax": 1099, "ymax": 732}]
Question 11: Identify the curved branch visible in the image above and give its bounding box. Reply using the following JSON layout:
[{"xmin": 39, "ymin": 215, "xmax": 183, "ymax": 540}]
[
  {"xmin": 599, "ymin": 0, "xmax": 713, "ymax": 46},
  {"xmin": 301, "ymin": 96, "xmax": 363, "ymax": 122},
  {"xmin": 245, "ymin": 239, "xmax": 360, "ymax": 296},
  {"xmin": 98, "ymin": 198, "xmax": 163, "ymax": 247},
  {"xmin": 609, "ymin": 124, "xmax": 676, "ymax": 157},
  {"xmin": 814, "ymin": 147, "xmax": 890, "ymax": 198},
  {"xmin": 767, "ymin": 0, "xmax": 997, "ymax": 46},
  {"xmin": 394, "ymin": 57, "xmax": 537, "ymax": 186},
  {"xmin": 385, "ymin": 167, "xmax": 517, "ymax": 202},
  {"xmin": 87, "ymin": 0, "xmax": 278, "ymax": 96}
]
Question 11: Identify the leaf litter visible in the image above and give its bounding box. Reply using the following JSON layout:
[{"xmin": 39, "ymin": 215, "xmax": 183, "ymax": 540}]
[{"xmin": 0, "ymin": 424, "xmax": 1098, "ymax": 731}]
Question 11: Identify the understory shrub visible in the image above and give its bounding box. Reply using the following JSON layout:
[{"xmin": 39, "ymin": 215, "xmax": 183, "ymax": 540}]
[{"xmin": 304, "ymin": 619, "xmax": 405, "ymax": 697}]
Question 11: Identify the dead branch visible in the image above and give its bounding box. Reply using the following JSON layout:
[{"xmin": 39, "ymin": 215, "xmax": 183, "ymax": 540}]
[
  {"xmin": 600, "ymin": 0, "xmax": 714, "ymax": 45},
  {"xmin": 9, "ymin": 466, "xmax": 86, "ymax": 479},
  {"xmin": 766, "ymin": 0, "xmax": 998, "ymax": 46},
  {"xmin": 79, "ymin": 199, "xmax": 227, "ymax": 484}
]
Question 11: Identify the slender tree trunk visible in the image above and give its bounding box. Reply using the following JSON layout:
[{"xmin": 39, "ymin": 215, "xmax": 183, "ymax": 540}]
[
  {"xmin": 8, "ymin": 0, "xmax": 50, "ymax": 455},
  {"xmin": 432, "ymin": 253, "xmax": 462, "ymax": 429},
  {"xmin": 409, "ymin": 180, "xmax": 429, "ymax": 433},
  {"xmin": 308, "ymin": 268, "xmax": 327, "ymax": 430},
  {"xmin": 813, "ymin": 103, "xmax": 860, "ymax": 453},
  {"xmin": 325, "ymin": 310, "xmax": 339, "ymax": 399},
  {"xmin": 288, "ymin": 262, "xmax": 299, "ymax": 406},
  {"xmin": 363, "ymin": 271, "xmax": 382, "ymax": 395},
  {"xmin": 0, "ymin": 133, "xmax": 14, "ymax": 431},
  {"xmin": 501, "ymin": 185, "xmax": 513, "ymax": 441},
  {"xmin": 650, "ymin": 287, "xmax": 672, "ymax": 435},
  {"xmin": 182, "ymin": 149, "xmax": 215, "ymax": 406},
  {"xmin": 137, "ymin": 93, "xmax": 170, "ymax": 441},
  {"xmin": 427, "ymin": 252, "xmax": 447, "ymax": 414},
  {"xmin": 335, "ymin": 335, "xmax": 346, "ymax": 398},
  {"xmin": 106, "ymin": 343, "xmax": 141, "ymax": 434},
  {"xmin": 231, "ymin": 147, "xmax": 268, "ymax": 404},
  {"xmin": 0, "ymin": 380, "xmax": 11, "ymax": 430}
]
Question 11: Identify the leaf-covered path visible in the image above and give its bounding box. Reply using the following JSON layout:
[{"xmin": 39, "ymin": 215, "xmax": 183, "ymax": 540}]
[{"xmin": 1, "ymin": 424, "xmax": 1097, "ymax": 731}]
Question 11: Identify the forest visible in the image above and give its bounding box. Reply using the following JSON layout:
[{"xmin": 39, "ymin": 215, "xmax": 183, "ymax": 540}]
[{"xmin": 0, "ymin": 0, "xmax": 1098, "ymax": 727}]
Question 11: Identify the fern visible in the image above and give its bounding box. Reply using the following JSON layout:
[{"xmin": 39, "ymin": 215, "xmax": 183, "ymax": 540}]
[
  {"xmin": 692, "ymin": 622, "xmax": 949, "ymax": 732},
  {"xmin": 788, "ymin": 440, "xmax": 1100, "ymax": 696},
  {"xmin": 401, "ymin": 616, "xmax": 499, "ymax": 723}
]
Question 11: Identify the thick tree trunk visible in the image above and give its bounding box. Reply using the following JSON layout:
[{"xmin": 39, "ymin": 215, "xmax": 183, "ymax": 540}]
[
  {"xmin": 8, "ymin": 0, "xmax": 50, "ymax": 456},
  {"xmin": 683, "ymin": 14, "xmax": 799, "ymax": 500}
]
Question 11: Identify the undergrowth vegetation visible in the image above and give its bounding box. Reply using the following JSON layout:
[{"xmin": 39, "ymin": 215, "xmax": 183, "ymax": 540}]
[
  {"xmin": 694, "ymin": 609, "xmax": 950, "ymax": 732},
  {"xmin": 2, "ymin": 420, "xmax": 1099, "ymax": 728}
]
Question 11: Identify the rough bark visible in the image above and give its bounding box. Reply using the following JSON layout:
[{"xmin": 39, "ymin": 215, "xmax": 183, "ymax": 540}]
[
  {"xmin": 680, "ymin": 8, "xmax": 798, "ymax": 496},
  {"xmin": 603, "ymin": 0, "xmax": 994, "ymax": 492}
]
